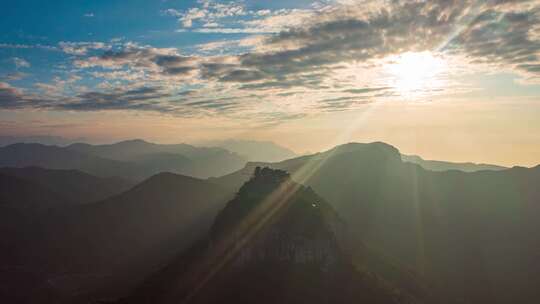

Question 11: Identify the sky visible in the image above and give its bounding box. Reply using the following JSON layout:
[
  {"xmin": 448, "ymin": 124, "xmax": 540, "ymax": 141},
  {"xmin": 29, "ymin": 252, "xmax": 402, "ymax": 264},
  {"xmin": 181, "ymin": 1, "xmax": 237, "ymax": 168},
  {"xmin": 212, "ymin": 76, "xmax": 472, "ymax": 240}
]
[{"xmin": 1, "ymin": 0, "xmax": 539, "ymax": 167}]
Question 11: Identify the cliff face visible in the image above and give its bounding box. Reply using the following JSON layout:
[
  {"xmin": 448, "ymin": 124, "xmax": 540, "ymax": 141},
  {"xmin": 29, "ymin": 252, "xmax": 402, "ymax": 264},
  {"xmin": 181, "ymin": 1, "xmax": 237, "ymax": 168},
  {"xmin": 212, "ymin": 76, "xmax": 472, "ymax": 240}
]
[{"xmin": 210, "ymin": 167, "xmax": 347, "ymax": 271}]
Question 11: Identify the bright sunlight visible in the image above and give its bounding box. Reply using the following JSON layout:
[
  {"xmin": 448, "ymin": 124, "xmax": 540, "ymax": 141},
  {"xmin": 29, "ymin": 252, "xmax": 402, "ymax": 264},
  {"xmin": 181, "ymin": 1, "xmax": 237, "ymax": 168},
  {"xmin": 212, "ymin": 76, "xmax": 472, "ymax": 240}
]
[{"xmin": 385, "ymin": 51, "xmax": 448, "ymax": 98}]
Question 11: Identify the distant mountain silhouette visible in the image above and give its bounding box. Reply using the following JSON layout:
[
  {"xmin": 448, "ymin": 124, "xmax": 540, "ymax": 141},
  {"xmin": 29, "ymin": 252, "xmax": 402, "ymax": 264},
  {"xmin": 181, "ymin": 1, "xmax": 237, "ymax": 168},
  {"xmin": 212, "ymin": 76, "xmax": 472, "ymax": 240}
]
[
  {"xmin": 213, "ymin": 142, "xmax": 540, "ymax": 304},
  {"xmin": 0, "ymin": 172, "xmax": 234, "ymax": 304},
  {"xmin": 67, "ymin": 139, "xmax": 247, "ymax": 178},
  {"xmin": 401, "ymin": 154, "xmax": 507, "ymax": 172},
  {"xmin": 0, "ymin": 167, "xmax": 133, "ymax": 204},
  {"xmin": 128, "ymin": 168, "xmax": 418, "ymax": 304},
  {"xmin": 0, "ymin": 140, "xmax": 248, "ymax": 181},
  {"xmin": 3, "ymin": 139, "xmax": 539, "ymax": 304},
  {"xmin": 201, "ymin": 139, "xmax": 297, "ymax": 162},
  {"xmin": 0, "ymin": 143, "xmax": 149, "ymax": 181},
  {"xmin": 0, "ymin": 135, "xmax": 82, "ymax": 147}
]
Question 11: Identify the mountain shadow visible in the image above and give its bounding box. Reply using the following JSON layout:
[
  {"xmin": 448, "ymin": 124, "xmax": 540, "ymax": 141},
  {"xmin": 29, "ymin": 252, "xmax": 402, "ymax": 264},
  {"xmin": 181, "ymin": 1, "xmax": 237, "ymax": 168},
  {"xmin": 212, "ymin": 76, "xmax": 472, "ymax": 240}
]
[
  {"xmin": 0, "ymin": 173, "xmax": 72, "ymax": 303},
  {"xmin": 127, "ymin": 167, "xmax": 422, "ymax": 304},
  {"xmin": 0, "ymin": 167, "xmax": 133, "ymax": 204},
  {"xmin": 0, "ymin": 172, "xmax": 235, "ymax": 304}
]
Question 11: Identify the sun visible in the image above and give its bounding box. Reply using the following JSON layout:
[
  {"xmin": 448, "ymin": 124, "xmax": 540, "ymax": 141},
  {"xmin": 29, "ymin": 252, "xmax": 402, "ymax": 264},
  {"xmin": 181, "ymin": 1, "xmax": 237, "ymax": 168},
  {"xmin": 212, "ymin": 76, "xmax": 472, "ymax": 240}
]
[{"xmin": 385, "ymin": 51, "xmax": 448, "ymax": 98}]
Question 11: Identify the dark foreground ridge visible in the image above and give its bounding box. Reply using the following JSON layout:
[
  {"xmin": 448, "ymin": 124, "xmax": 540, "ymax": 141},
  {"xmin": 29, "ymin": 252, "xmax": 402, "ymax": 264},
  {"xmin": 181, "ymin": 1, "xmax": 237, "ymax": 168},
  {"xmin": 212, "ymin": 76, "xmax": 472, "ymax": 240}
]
[{"xmin": 128, "ymin": 167, "xmax": 420, "ymax": 304}]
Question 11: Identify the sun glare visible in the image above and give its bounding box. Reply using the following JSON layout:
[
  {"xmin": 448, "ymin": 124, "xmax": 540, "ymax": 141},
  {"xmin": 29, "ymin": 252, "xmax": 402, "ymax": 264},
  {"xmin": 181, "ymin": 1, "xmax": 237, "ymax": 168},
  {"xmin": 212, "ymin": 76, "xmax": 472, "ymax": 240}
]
[{"xmin": 385, "ymin": 52, "xmax": 448, "ymax": 98}]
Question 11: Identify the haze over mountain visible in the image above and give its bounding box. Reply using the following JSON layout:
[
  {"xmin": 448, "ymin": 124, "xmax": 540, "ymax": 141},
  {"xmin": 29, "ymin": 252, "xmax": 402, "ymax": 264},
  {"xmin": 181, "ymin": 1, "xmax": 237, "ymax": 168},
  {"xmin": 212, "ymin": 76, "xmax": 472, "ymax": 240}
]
[
  {"xmin": 401, "ymin": 154, "xmax": 507, "ymax": 172},
  {"xmin": 214, "ymin": 142, "xmax": 540, "ymax": 304},
  {"xmin": 128, "ymin": 168, "xmax": 420, "ymax": 304},
  {"xmin": 1, "ymin": 139, "xmax": 539, "ymax": 304},
  {"xmin": 3, "ymin": 0, "xmax": 540, "ymax": 302},
  {"xmin": 0, "ymin": 140, "xmax": 248, "ymax": 181},
  {"xmin": 0, "ymin": 135, "xmax": 84, "ymax": 147},
  {"xmin": 200, "ymin": 139, "xmax": 297, "ymax": 162},
  {"xmin": 0, "ymin": 166, "xmax": 133, "ymax": 204},
  {"xmin": 67, "ymin": 139, "xmax": 247, "ymax": 178},
  {"xmin": 0, "ymin": 173, "xmax": 70, "ymax": 214},
  {"xmin": 0, "ymin": 172, "xmax": 234, "ymax": 303},
  {"xmin": 0, "ymin": 143, "xmax": 149, "ymax": 181}
]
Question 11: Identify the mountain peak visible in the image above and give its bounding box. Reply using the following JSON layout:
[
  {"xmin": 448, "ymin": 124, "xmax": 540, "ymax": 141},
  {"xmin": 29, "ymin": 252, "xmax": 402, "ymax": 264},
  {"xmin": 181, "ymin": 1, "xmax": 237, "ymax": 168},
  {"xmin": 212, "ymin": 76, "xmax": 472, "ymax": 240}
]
[
  {"xmin": 331, "ymin": 141, "xmax": 400, "ymax": 155},
  {"xmin": 210, "ymin": 167, "xmax": 345, "ymax": 267},
  {"xmin": 323, "ymin": 142, "xmax": 402, "ymax": 166},
  {"xmin": 134, "ymin": 171, "xmax": 208, "ymax": 191},
  {"xmin": 113, "ymin": 139, "xmax": 154, "ymax": 147}
]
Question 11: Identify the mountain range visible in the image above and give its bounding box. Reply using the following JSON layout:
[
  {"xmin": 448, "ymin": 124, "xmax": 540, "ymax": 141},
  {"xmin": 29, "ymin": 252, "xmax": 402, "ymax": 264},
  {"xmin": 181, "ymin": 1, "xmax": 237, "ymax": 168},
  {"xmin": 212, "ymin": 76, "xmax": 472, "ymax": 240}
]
[
  {"xmin": 0, "ymin": 135, "xmax": 84, "ymax": 147},
  {"xmin": 0, "ymin": 140, "xmax": 538, "ymax": 304},
  {"xmin": 0, "ymin": 140, "xmax": 247, "ymax": 180},
  {"xmin": 200, "ymin": 139, "xmax": 297, "ymax": 162},
  {"xmin": 213, "ymin": 142, "xmax": 540, "ymax": 304},
  {"xmin": 401, "ymin": 154, "xmax": 507, "ymax": 172},
  {"xmin": 0, "ymin": 170, "xmax": 234, "ymax": 303},
  {"xmin": 127, "ymin": 167, "xmax": 422, "ymax": 304}
]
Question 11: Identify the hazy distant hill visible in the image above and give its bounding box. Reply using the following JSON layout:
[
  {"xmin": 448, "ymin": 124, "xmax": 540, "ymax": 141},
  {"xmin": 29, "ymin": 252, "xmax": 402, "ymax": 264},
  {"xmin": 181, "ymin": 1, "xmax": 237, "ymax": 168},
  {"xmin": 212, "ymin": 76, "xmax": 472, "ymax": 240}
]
[
  {"xmin": 0, "ymin": 140, "xmax": 248, "ymax": 181},
  {"xmin": 128, "ymin": 168, "xmax": 417, "ymax": 304},
  {"xmin": 0, "ymin": 135, "xmax": 82, "ymax": 147},
  {"xmin": 0, "ymin": 173, "xmax": 235, "ymax": 304},
  {"xmin": 201, "ymin": 139, "xmax": 297, "ymax": 162},
  {"xmin": 67, "ymin": 139, "xmax": 247, "ymax": 178},
  {"xmin": 0, "ymin": 167, "xmax": 133, "ymax": 204},
  {"xmin": 0, "ymin": 143, "xmax": 149, "ymax": 181},
  {"xmin": 213, "ymin": 142, "xmax": 540, "ymax": 304},
  {"xmin": 3, "ymin": 140, "xmax": 539, "ymax": 304},
  {"xmin": 401, "ymin": 154, "xmax": 507, "ymax": 172}
]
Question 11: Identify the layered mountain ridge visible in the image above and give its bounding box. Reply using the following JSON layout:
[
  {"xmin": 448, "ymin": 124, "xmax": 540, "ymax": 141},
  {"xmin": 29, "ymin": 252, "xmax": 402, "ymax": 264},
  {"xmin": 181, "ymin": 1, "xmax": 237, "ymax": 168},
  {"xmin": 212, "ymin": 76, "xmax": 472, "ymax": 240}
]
[
  {"xmin": 213, "ymin": 142, "xmax": 540, "ymax": 304},
  {"xmin": 128, "ymin": 167, "xmax": 419, "ymax": 304}
]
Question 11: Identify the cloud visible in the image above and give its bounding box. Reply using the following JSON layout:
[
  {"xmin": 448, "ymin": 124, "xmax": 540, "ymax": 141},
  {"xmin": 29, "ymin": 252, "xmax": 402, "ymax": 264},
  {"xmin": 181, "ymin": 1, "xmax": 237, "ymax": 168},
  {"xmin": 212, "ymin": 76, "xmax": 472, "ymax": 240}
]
[
  {"xmin": 165, "ymin": 1, "xmax": 246, "ymax": 28},
  {"xmin": 1, "ymin": 72, "xmax": 29, "ymax": 81},
  {"xmin": 183, "ymin": 0, "xmax": 538, "ymax": 92},
  {"xmin": 166, "ymin": 1, "xmax": 310, "ymax": 34},
  {"xmin": 447, "ymin": 5, "xmax": 540, "ymax": 78},
  {"xmin": 0, "ymin": 81, "xmax": 243, "ymax": 118},
  {"xmin": 238, "ymin": 9, "xmax": 314, "ymax": 33},
  {"xmin": 73, "ymin": 43, "xmax": 197, "ymax": 75},
  {"xmin": 184, "ymin": 97, "xmax": 240, "ymax": 111},
  {"xmin": 0, "ymin": 83, "xmax": 176, "ymax": 113},
  {"xmin": 59, "ymin": 41, "xmax": 110, "ymax": 55},
  {"xmin": 0, "ymin": 82, "xmax": 25, "ymax": 108},
  {"xmin": 57, "ymin": 86, "xmax": 173, "ymax": 112},
  {"xmin": 83, "ymin": 12, "xmax": 95, "ymax": 17},
  {"xmin": 186, "ymin": 27, "xmax": 276, "ymax": 34},
  {"xmin": 13, "ymin": 57, "xmax": 30, "ymax": 68},
  {"xmin": 0, "ymin": 43, "xmax": 57, "ymax": 51},
  {"xmin": 5, "ymin": 0, "xmax": 539, "ymax": 124},
  {"xmin": 342, "ymin": 87, "xmax": 390, "ymax": 94}
]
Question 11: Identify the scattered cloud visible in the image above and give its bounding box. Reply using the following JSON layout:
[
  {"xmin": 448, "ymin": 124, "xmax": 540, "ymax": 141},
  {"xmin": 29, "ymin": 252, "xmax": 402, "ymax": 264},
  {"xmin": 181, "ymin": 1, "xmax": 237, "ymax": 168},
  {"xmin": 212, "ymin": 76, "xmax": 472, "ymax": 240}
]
[
  {"xmin": 1, "ymin": 72, "xmax": 29, "ymax": 81},
  {"xmin": 166, "ymin": 1, "xmax": 312, "ymax": 34},
  {"xmin": 59, "ymin": 41, "xmax": 110, "ymax": 55},
  {"xmin": 2, "ymin": 0, "xmax": 539, "ymax": 124},
  {"xmin": 13, "ymin": 57, "xmax": 31, "ymax": 68},
  {"xmin": 165, "ymin": 1, "xmax": 246, "ymax": 28},
  {"xmin": 0, "ymin": 43, "xmax": 57, "ymax": 51},
  {"xmin": 0, "ymin": 82, "xmax": 28, "ymax": 109}
]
